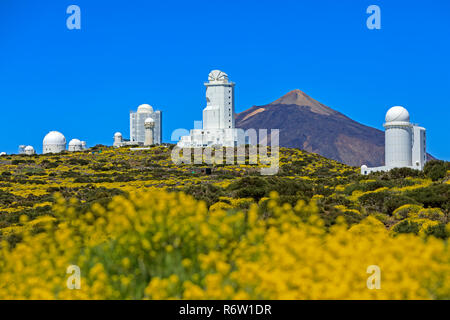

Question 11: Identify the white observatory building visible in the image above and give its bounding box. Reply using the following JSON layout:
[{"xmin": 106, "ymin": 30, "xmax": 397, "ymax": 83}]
[
  {"xmin": 68, "ymin": 139, "xmax": 86, "ymax": 152},
  {"xmin": 24, "ymin": 146, "xmax": 36, "ymax": 155},
  {"xmin": 114, "ymin": 104, "xmax": 162, "ymax": 147},
  {"xmin": 43, "ymin": 131, "xmax": 67, "ymax": 154},
  {"xmin": 361, "ymin": 106, "xmax": 426, "ymax": 175},
  {"xmin": 130, "ymin": 104, "xmax": 162, "ymax": 145},
  {"xmin": 113, "ymin": 132, "xmax": 125, "ymax": 147},
  {"xmin": 178, "ymin": 70, "xmax": 243, "ymax": 148}
]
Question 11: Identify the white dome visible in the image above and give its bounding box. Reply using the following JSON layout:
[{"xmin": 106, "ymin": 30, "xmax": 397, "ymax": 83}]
[
  {"xmin": 43, "ymin": 131, "xmax": 66, "ymax": 145},
  {"xmin": 0, "ymin": 152, "xmax": 6, "ymax": 156},
  {"xmin": 69, "ymin": 139, "xmax": 82, "ymax": 146},
  {"xmin": 137, "ymin": 104, "xmax": 153, "ymax": 113},
  {"xmin": 385, "ymin": 106, "xmax": 410, "ymax": 123},
  {"xmin": 145, "ymin": 117, "xmax": 155, "ymax": 124},
  {"xmin": 114, "ymin": 132, "xmax": 122, "ymax": 137},
  {"xmin": 25, "ymin": 146, "xmax": 34, "ymax": 151}
]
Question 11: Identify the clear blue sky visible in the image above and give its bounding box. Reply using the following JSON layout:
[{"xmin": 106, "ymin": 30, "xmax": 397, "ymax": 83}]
[{"xmin": 0, "ymin": 0, "xmax": 449, "ymax": 159}]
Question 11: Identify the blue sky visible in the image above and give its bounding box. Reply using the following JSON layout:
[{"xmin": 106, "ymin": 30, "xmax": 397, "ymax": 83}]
[{"xmin": 0, "ymin": 0, "xmax": 449, "ymax": 159}]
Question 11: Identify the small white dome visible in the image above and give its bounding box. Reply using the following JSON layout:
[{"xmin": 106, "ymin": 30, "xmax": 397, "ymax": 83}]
[
  {"xmin": 114, "ymin": 132, "xmax": 122, "ymax": 137},
  {"xmin": 385, "ymin": 106, "xmax": 410, "ymax": 123},
  {"xmin": 43, "ymin": 131, "xmax": 66, "ymax": 145},
  {"xmin": 145, "ymin": 117, "xmax": 155, "ymax": 124},
  {"xmin": 0, "ymin": 152, "xmax": 6, "ymax": 156},
  {"xmin": 361, "ymin": 165, "xmax": 368, "ymax": 169},
  {"xmin": 25, "ymin": 146, "xmax": 34, "ymax": 151},
  {"xmin": 137, "ymin": 104, "xmax": 153, "ymax": 113},
  {"xmin": 69, "ymin": 139, "xmax": 82, "ymax": 146}
]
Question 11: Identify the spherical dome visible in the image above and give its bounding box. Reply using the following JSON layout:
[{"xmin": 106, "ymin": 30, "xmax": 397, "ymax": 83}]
[
  {"xmin": 137, "ymin": 104, "xmax": 153, "ymax": 113},
  {"xmin": 43, "ymin": 131, "xmax": 66, "ymax": 145},
  {"xmin": 25, "ymin": 146, "xmax": 34, "ymax": 152},
  {"xmin": 114, "ymin": 132, "xmax": 122, "ymax": 137},
  {"xmin": 0, "ymin": 152, "xmax": 6, "ymax": 156},
  {"xmin": 385, "ymin": 106, "xmax": 410, "ymax": 123},
  {"xmin": 361, "ymin": 165, "xmax": 368, "ymax": 169},
  {"xmin": 69, "ymin": 139, "xmax": 82, "ymax": 146},
  {"xmin": 145, "ymin": 118, "xmax": 155, "ymax": 128}
]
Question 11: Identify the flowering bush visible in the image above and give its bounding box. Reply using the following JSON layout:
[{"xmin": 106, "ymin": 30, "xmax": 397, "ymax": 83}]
[
  {"xmin": 0, "ymin": 190, "xmax": 449, "ymax": 300},
  {"xmin": 393, "ymin": 204, "xmax": 422, "ymax": 220}
]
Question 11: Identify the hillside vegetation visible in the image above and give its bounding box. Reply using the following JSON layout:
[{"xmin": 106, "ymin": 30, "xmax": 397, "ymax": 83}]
[{"xmin": 0, "ymin": 145, "xmax": 449, "ymax": 299}]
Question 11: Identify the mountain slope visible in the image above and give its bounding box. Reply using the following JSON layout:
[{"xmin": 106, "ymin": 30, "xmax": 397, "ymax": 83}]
[{"xmin": 237, "ymin": 89, "xmax": 388, "ymax": 167}]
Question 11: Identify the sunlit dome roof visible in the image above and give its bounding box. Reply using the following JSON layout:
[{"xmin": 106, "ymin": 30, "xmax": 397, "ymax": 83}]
[
  {"xmin": 114, "ymin": 132, "xmax": 122, "ymax": 137},
  {"xmin": 43, "ymin": 131, "xmax": 66, "ymax": 145},
  {"xmin": 385, "ymin": 106, "xmax": 410, "ymax": 123},
  {"xmin": 137, "ymin": 104, "xmax": 153, "ymax": 113},
  {"xmin": 25, "ymin": 146, "xmax": 34, "ymax": 151},
  {"xmin": 69, "ymin": 139, "xmax": 82, "ymax": 146},
  {"xmin": 208, "ymin": 70, "xmax": 228, "ymax": 82},
  {"xmin": 0, "ymin": 152, "xmax": 6, "ymax": 156},
  {"xmin": 145, "ymin": 117, "xmax": 155, "ymax": 124}
]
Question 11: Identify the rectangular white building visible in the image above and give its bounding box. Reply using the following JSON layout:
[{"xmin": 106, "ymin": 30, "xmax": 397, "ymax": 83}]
[{"xmin": 130, "ymin": 104, "xmax": 162, "ymax": 144}]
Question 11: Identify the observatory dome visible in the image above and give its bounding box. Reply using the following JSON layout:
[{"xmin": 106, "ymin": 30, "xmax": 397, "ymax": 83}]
[
  {"xmin": 114, "ymin": 132, "xmax": 122, "ymax": 137},
  {"xmin": 145, "ymin": 117, "xmax": 155, "ymax": 124},
  {"xmin": 68, "ymin": 139, "xmax": 84, "ymax": 152},
  {"xmin": 43, "ymin": 131, "xmax": 66, "ymax": 145},
  {"xmin": 137, "ymin": 104, "xmax": 153, "ymax": 113},
  {"xmin": 69, "ymin": 139, "xmax": 82, "ymax": 146},
  {"xmin": 385, "ymin": 106, "xmax": 410, "ymax": 123},
  {"xmin": 208, "ymin": 70, "xmax": 228, "ymax": 82},
  {"xmin": 25, "ymin": 146, "xmax": 34, "ymax": 152}
]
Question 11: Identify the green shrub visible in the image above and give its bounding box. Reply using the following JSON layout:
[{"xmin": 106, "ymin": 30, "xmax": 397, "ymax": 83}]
[
  {"xmin": 424, "ymin": 160, "xmax": 449, "ymax": 181},
  {"xmin": 405, "ymin": 184, "xmax": 449, "ymax": 212},
  {"xmin": 182, "ymin": 183, "xmax": 224, "ymax": 207},
  {"xmin": 392, "ymin": 204, "xmax": 422, "ymax": 220},
  {"xmin": 424, "ymin": 223, "xmax": 448, "ymax": 239},
  {"xmin": 382, "ymin": 167, "xmax": 423, "ymax": 179},
  {"xmin": 392, "ymin": 220, "xmax": 420, "ymax": 235},
  {"xmin": 417, "ymin": 208, "xmax": 445, "ymax": 221},
  {"xmin": 359, "ymin": 191, "xmax": 418, "ymax": 215}
]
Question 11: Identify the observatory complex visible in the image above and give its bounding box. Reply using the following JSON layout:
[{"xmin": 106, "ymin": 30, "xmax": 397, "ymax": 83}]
[
  {"xmin": 114, "ymin": 104, "xmax": 162, "ymax": 147},
  {"xmin": 177, "ymin": 70, "xmax": 244, "ymax": 148},
  {"xmin": 361, "ymin": 106, "xmax": 426, "ymax": 175},
  {"xmin": 41, "ymin": 131, "xmax": 87, "ymax": 154}
]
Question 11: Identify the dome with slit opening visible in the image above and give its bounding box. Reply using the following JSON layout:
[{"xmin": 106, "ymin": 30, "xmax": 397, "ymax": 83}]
[{"xmin": 385, "ymin": 106, "xmax": 410, "ymax": 123}]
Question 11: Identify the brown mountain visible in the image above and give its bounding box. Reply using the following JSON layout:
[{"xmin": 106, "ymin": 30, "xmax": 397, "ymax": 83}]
[{"xmin": 236, "ymin": 89, "xmax": 393, "ymax": 167}]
